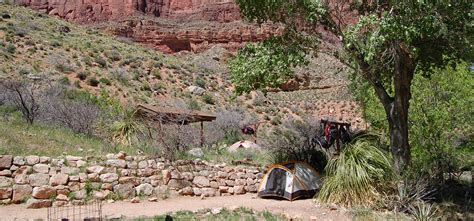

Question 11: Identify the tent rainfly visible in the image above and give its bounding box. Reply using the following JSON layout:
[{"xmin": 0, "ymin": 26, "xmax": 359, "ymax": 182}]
[{"xmin": 257, "ymin": 161, "xmax": 322, "ymax": 201}]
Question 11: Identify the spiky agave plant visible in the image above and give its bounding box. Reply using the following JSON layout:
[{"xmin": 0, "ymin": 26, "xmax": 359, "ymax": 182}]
[
  {"xmin": 110, "ymin": 109, "xmax": 146, "ymax": 146},
  {"xmin": 317, "ymin": 137, "xmax": 393, "ymax": 207}
]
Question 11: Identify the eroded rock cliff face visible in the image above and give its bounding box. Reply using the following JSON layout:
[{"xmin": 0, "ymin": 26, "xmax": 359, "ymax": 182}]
[{"xmin": 12, "ymin": 0, "xmax": 240, "ymax": 23}]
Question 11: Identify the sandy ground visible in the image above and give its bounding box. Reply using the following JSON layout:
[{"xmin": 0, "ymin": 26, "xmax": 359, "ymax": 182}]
[{"xmin": 0, "ymin": 194, "xmax": 350, "ymax": 220}]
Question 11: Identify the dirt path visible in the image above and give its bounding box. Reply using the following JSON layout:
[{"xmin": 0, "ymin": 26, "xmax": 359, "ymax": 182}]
[{"xmin": 0, "ymin": 194, "xmax": 350, "ymax": 220}]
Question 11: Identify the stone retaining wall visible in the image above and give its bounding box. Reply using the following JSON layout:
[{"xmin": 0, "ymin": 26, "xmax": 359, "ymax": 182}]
[{"xmin": 0, "ymin": 153, "xmax": 264, "ymax": 209}]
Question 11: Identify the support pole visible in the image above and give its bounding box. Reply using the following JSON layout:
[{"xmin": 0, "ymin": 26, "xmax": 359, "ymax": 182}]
[{"xmin": 200, "ymin": 121, "xmax": 204, "ymax": 147}]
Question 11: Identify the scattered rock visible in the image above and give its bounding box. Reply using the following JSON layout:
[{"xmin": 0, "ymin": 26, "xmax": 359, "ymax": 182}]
[
  {"xmin": 131, "ymin": 197, "xmax": 140, "ymax": 203},
  {"xmin": 0, "ymin": 155, "xmax": 13, "ymax": 169},
  {"xmin": 212, "ymin": 207, "xmax": 223, "ymax": 214},
  {"xmin": 135, "ymin": 183, "xmax": 153, "ymax": 196},
  {"xmin": 148, "ymin": 197, "xmax": 158, "ymax": 202},
  {"xmin": 187, "ymin": 148, "xmax": 204, "ymax": 158},
  {"xmin": 107, "ymin": 214, "xmax": 123, "ymax": 220},
  {"xmin": 26, "ymin": 199, "xmax": 52, "ymax": 209},
  {"xmin": 187, "ymin": 86, "xmax": 206, "ymax": 96}
]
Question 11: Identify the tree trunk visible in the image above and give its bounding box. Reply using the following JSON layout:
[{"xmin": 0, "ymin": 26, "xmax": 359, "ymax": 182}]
[{"xmin": 372, "ymin": 42, "xmax": 414, "ymax": 174}]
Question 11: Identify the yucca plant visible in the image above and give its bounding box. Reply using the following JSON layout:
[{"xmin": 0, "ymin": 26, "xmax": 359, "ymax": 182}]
[
  {"xmin": 317, "ymin": 137, "xmax": 393, "ymax": 207},
  {"xmin": 110, "ymin": 109, "xmax": 146, "ymax": 146},
  {"xmin": 408, "ymin": 201, "xmax": 439, "ymax": 221}
]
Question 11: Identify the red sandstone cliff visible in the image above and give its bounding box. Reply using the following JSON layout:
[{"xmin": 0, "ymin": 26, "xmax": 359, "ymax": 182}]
[{"xmin": 12, "ymin": 0, "xmax": 240, "ymax": 23}]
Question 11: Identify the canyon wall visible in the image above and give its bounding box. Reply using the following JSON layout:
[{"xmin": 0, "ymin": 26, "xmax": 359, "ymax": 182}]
[
  {"xmin": 12, "ymin": 0, "xmax": 240, "ymax": 23},
  {"xmin": 0, "ymin": 154, "xmax": 263, "ymax": 208}
]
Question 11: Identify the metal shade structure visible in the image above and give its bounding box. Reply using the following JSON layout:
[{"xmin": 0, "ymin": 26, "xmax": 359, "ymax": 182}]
[{"xmin": 136, "ymin": 104, "xmax": 216, "ymax": 146}]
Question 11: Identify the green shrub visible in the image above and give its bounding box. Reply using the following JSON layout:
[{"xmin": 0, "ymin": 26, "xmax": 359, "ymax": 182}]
[
  {"xmin": 317, "ymin": 137, "xmax": 393, "ymax": 207},
  {"xmin": 59, "ymin": 76, "xmax": 70, "ymax": 85},
  {"xmin": 99, "ymin": 77, "xmax": 111, "ymax": 86},
  {"xmin": 5, "ymin": 43, "xmax": 15, "ymax": 54},
  {"xmin": 76, "ymin": 71, "xmax": 89, "ymax": 80},
  {"xmin": 105, "ymin": 50, "xmax": 121, "ymax": 62},
  {"xmin": 74, "ymin": 80, "xmax": 81, "ymax": 88},
  {"xmin": 18, "ymin": 68, "xmax": 29, "ymax": 75},
  {"xmin": 188, "ymin": 98, "xmax": 200, "ymax": 110},
  {"xmin": 195, "ymin": 78, "xmax": 206, "ymax": 88},
  {"xmin": 95, "ymin": 56, "xmax": 107, "ymax": 68},
  {"xmin": 202, "ymin": 94, "xmax": 215, "ymax": 105},
  {"xmin": 88, "ymin": 77, "xmax": 99, "ymax": 87}
]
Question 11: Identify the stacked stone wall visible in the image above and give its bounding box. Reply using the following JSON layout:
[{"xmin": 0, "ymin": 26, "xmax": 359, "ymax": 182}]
[{"xmin": 0, "ymin": 154, "xmax": 263, "ymax": 208}]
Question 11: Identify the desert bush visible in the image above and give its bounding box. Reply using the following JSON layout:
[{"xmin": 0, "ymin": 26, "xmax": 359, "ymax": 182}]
[
  {"xmin": 202, "ymin": 93, "xmax": 215, "ymax": 105},
  {"xmin": 0, "ymin": 80, "xmax": 40, "ymax": 124},
  {"xmin": 48, "ymin": 54, "xmax": 73, "ymax": 73},
  {"xmin": 263, "ymin": 117, "xmax": 328, "ymax": 171},
  {"xmin": 40, "ymin": 87, "xmax": 100, "ymax": 135},
  {"xmin": 76, "ymin": 71, "xmax": 89, "ymax": 80},
  {"xmin": 109, "ymin": 109, "xmax": 147, "ymax": 146},
  {"xmin": 317, "ymin": 137, "xmax": 393, "ymax": 207},
  {"xmin": 99, "ymin": 77, "xmax": 111, "ymax": 85},
  {"xmin": 205, "ymin": 109, "xmax": 244, "ymax": 146},
  {"xmin": 88, "ymin": 77, "xmax": 99, "ymax": 87},
  {"xmin": 110, "ymin": 68, "xmax": 128, "ymax": 84},
  {"xmin": 5, "ymin": 43, "xmax": 15, "ymax": 54},
  {"xmin": 95, "ymin": 56, "xmax": 107, "ymax": 68}
]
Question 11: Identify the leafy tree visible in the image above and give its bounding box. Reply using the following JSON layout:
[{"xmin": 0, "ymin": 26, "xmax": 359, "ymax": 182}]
[{"xmin": 233, "ymin": 0, "xmax": 473, "ymax": 173}]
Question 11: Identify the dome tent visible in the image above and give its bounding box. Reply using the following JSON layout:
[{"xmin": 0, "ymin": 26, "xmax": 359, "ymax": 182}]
[{"xmin": 257, "ymin": 161, "xmax": 322, "ymax": 201}]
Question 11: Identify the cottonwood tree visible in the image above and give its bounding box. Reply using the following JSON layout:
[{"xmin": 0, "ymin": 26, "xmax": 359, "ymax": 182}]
[{"xmin": 232, "ymin": 0, "xmax": 473, "ymax": 173}]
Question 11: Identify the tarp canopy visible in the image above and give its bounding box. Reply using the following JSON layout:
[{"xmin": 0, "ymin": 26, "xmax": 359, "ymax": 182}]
[{"xmin": 258, "ymin": 161, "xmax": 322, "ymax": 201}]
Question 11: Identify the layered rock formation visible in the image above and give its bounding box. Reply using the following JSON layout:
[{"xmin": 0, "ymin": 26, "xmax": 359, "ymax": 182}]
[{"xmin": 12, "ymin": 0, "xmax": 240, "ymax": 23}]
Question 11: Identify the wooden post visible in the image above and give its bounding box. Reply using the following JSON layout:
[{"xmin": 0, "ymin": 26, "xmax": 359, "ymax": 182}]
[{"xmin": 200, "ymin": 121, "xmax": 204, "ymax": 147}]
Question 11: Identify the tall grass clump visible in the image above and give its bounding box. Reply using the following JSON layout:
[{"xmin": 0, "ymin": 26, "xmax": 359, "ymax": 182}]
[{"xmin": 318, "ymin": 137, "xmax": 393, "ymax": 207}]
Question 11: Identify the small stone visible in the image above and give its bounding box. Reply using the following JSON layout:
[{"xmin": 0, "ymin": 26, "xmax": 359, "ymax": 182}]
[
  {"xmin": 168, "ymin": 179, "xmax": 192, "ymax": 190},
  {"xmin": 107, "ymin": 199, "xmax": 115, "ymax": 204},
  {"xmin": 135, "ymin": 183, "xmax": 153, "ymax": 196},
  {"xmin": 212, "ymin": 207, "xmax": 223, "ymax": 214},
  {"xmin": 86, "ymin": 165, "xmax": 105, "ymax": 174},
  {"xmin": 53, "ymin": 201, "xmax": 68, "ymax": 207},
  {"xmin": 76, "ymin": 160, "xmax": 87, "ymax": 167},
  {"xmin": 193, "ymin": 187, "xmax": 202, "ymax": 196},
  {"xmin": 234, "ymin": 186, "xmax": 245, "ymax": 195},
  {"xmin": 74, "ymin": 190, "xmax": 86, "ymax": 200},
  {"xmin": 0, "ymin": 155, "xmax": 13, "ymax": 169},
  {"xmin": 32, "ymin": 164, "xmax": 49, "ymax": 174},
  {"xmin": 13, "ymin": 156, "xmax": 25, "ymax": 166},
  {"xmin": 201, "ymin": 188, "xmax": 217, "ymax": 197},
  {"xmin": 131, "ymin": 197, "xmax": 140, "ymax": 203},
  {"xmin": 0, "ymin": 170, "xmax": 12, "ymax": 177},
  {"xmin": 116, "ymin": 151, "xmax": 127, "ymax": 160},
  {"xmin": 0, "ymin": 187, "xmax": 12, "ymax": 199},
  {"xmin": 148, "ymin": 197, "xmax": 158, "ymax": 202},
  {"xmin": 187, "ymin": 148, "xmax": 204, "ymax": 158},
  {"xmin": 65, "ymin": 156, "xmax": 83, "ymax": 162},
  {"xmin": 56, "ymin": 194, "xmax": 68, "ymax": 201},
  {"xmin": 187, "ymin": 86, "xmax": 205, "ymax": 96},
  {"xmin": 178, "ymin": 186, "xmax": 194, "ymax": 196},
  {"xmin": 25, "ymin": 156, "xmax": 40, "ymax": 165},
  {"xmin": 26, "ymin": 199, "xmax": 52, "ymax": 209}
]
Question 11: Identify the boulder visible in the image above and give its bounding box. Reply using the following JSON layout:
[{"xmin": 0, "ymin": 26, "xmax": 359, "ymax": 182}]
[
  {"xmin": 100, "ymin": 173, "xmax": 119, "ymax": 183},
  {"xmin": 12, "ymin": 185, "xmax": 32, "ymax": 203},
  {"xmin": 28, "ymin": 174, "xmax": 50, "ymax": 187},
  {"xmin": 192, "ymin": 176, "xmax": 210, "ymax": 187},
  {"xmin": 187, "ymin": 148, "xmax": 204, "ymax": 158},
  {"xmin": 135, "ymin": 183, "xmax": 153, "ymax": 196},
  {"xmin": 32, "ymin": 186, "xmax": 56, "ymax": 199},
  {"xmin": 0, "ymin": 155, "xmax": 13, "ymax": 169},
  {"xmin": 113, "ymin": 183, "xmax": 135, "ymax": 198},
  {"xmin": 25, "ymin": 156, "xmax": 40, "ymax": 165},
  {"xmin": 0, "ymin": 176, "xmax": 12, "ymax": 187},
  {"xmin": 26, "ymin": 199, "xmax": 52, "ymax": 209},
  {"xmin": 192, "ymin": 187, "xmax": 202, "ymax": 196},
  {"xmin": 32, "ymin": 164, "xmax": 49, "ymax": 174},
  {"xmin": 201, "ymin": 188, "xmax": 217, "ymax": 197},
  {"xmin": 0, "ymin": 187, "xmax": 12, "ymax": 199},
  {"xmin": 187, "ymin": 86, "xmax": 206, "ymax": 96}
]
